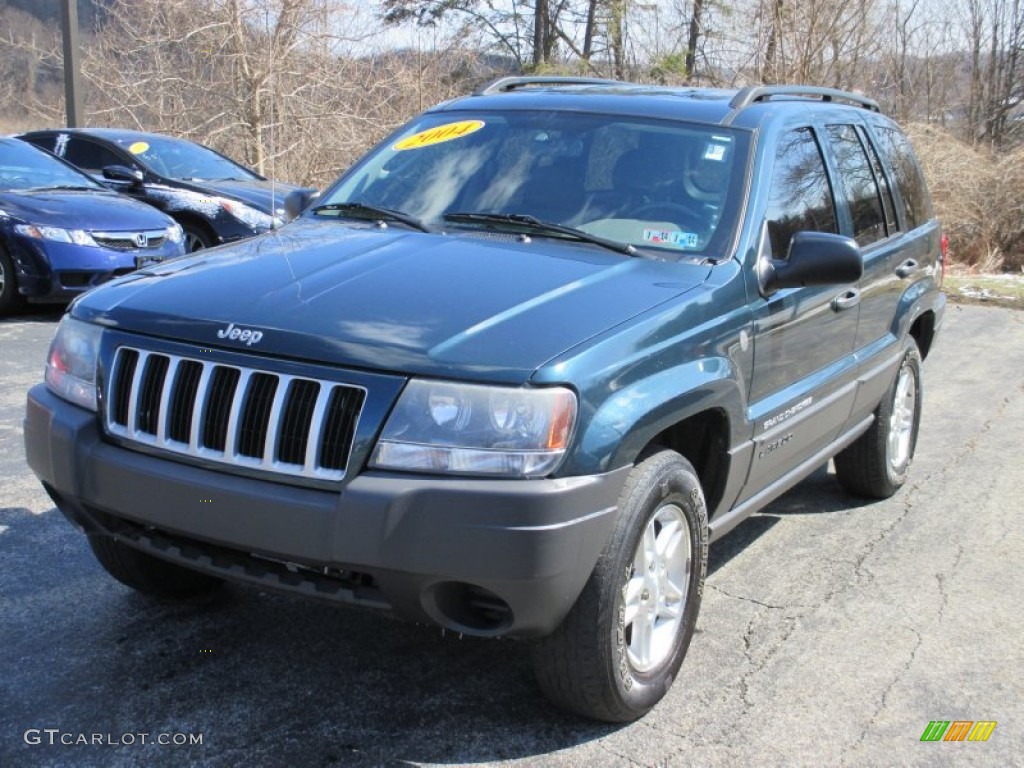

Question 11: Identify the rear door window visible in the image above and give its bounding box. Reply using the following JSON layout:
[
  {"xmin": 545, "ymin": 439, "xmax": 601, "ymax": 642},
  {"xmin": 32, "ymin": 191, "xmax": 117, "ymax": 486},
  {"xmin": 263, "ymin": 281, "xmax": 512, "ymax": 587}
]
[
  {"xmin": 765, "ymin": 127, "xmax": 838, "ymax": 260},
  {"xmin": 825, "ymin": 124, "xmax": 887, "ymax": 247}
]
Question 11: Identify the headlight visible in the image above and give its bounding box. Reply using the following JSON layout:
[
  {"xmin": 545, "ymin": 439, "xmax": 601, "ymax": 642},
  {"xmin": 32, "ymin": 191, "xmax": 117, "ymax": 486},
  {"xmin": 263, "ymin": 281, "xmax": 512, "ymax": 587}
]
[
  {"xmin": 219, "ymin": 199, "xmax": 279, "ymax": 230},
  {"xmin": 165, "ymin": 222, "xmax": 184, "ymax": 243},
  {"xmin": 15, "ymin": 224, "xmax": 97, "ymax": 247},
  {"xmin": 45, "ymin": 316, "xmax": 103, "ymax": 411},
  {"xmin": 370, "ymin": 380, "xmax": 577, "ymax": 478}
]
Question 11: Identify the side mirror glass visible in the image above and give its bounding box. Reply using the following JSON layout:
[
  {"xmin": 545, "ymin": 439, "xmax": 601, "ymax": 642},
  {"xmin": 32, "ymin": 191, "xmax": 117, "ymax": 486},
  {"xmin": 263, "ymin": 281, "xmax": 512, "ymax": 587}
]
[
  {"xmin": 285, "ymin": 188, "xmax": 319, "ymax": 221},
  {"xmin": 763, "ymin": 231, "xmax": 863, "ymax": 292},
  {"xmin": 102, "ymin": 165, "xmax": 144, "ymax": 185}
]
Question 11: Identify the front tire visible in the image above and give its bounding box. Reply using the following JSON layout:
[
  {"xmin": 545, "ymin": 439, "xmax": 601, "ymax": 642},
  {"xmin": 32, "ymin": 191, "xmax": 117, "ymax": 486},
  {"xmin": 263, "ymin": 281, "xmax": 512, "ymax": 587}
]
[
  {"xmin": 181, "ymin": 223, "xmax": 214, "ymax": 253},
  {"xmin": 532, "ymin": 450, "xmax": 708, "ymax": 722},
  {"xmin": 834, "ymin": 337, "xmax": 923, "ymax": 498},
  {"xmin": 0, "ymin": 246, "xmax": 25, "ymax": 316},
  {"xmin": 88, "ymin": 534, "xmax": 223, "ymax": 598}
]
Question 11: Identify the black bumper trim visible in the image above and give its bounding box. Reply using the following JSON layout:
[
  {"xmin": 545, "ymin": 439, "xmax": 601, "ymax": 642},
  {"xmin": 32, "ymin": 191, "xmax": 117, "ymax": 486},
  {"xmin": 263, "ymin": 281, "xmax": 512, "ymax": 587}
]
[
  {"xmin": 59, "ymin": 498, "xmax": 389, "ymax": 610},
  {"xmin": 26, "ymin": 384, "xmax": 629, "ymax": 637}
]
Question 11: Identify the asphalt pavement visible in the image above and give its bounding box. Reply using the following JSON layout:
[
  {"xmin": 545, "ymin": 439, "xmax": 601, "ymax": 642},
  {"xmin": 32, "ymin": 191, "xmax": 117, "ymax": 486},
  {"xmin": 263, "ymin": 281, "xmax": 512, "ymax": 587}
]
[{"xmin": 1, "ymin": 302, "xmax": 1021, "ymax": 767}]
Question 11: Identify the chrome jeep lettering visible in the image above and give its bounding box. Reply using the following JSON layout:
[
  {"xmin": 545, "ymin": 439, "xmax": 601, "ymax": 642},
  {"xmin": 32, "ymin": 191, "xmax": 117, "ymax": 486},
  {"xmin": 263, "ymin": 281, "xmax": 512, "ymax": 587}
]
[{"xmin": 216, "ymin": 322, "xmax": 263, "ymax": 346}]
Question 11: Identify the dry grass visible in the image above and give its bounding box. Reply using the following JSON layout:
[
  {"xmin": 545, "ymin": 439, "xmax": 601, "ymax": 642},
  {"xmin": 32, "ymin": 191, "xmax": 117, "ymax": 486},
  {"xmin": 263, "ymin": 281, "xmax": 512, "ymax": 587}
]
[{"xmin": 909, "ymin": 124, "xmax": 1024, "ymax": 272}]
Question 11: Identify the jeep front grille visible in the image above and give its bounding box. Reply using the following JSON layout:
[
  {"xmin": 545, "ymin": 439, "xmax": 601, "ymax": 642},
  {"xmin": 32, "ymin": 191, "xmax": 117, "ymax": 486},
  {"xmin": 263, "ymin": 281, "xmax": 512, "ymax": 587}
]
[{"xmin": 105, "ymin": 347, "xmax": 366, "ymax": 481}]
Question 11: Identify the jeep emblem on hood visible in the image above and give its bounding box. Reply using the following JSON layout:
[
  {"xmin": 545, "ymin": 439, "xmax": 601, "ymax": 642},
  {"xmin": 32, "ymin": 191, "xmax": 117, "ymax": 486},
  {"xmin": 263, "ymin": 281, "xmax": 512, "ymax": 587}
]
[{"xmin": 216, "ymin": 322, "xmax": 263, "ymax": 346}]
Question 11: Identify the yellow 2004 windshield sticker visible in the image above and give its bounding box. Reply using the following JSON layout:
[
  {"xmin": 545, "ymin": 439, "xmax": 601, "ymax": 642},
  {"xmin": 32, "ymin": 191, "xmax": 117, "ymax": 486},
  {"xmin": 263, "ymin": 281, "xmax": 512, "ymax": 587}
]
[
  {"xmin": 128, "ymin": 141, "xmax": 150, "ymax": 154},
  {"xmin": 394, "ymin": 120, "xmax": 485, "ymax": 151}
]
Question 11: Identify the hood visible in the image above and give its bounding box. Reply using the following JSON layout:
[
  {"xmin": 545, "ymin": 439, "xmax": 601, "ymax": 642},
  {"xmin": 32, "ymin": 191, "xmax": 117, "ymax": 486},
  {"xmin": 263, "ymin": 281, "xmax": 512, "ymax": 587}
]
[
  {"xmin": 72, "ymin": 221, "xmax": 710, "ymax": 382},
  {"xmin": 182, "ymin": 179, "xmax": 305, "ymax": 215},
  {"xmin": 0, "ymin": 189, "xmax": 173, "ymax": 231}
]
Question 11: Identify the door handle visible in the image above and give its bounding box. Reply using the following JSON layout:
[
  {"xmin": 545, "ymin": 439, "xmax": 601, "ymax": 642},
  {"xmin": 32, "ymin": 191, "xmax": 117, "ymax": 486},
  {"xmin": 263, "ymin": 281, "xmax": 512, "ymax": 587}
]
[
  {"xmin": 896, "ymin": 258, "xmax": 919, "ymax": 278},
  {"xmin": 831, "ymin": 288, "xmax": 860, "ymax": 312}
]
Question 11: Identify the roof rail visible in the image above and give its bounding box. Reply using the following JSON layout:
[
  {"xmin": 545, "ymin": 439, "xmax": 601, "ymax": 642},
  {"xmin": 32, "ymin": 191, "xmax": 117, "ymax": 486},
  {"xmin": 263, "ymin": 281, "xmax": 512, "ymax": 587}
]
[
  {"xmin": 473, "ymin": 76, "xmax": 621, "ymax": 97},
  {"xmin": 730, "ymin": 85, "xmax": 880, "ymax": 113}
]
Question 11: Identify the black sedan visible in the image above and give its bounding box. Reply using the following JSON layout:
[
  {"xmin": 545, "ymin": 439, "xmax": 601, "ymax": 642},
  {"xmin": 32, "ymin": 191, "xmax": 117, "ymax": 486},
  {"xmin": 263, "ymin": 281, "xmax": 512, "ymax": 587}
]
[
  {"xmin": 0, "ymin": 137, "xmax": 185, "ymax": 314},
  {"xmin": 18, "ymin": 129, "xmax": 305, "ymax": 252}
]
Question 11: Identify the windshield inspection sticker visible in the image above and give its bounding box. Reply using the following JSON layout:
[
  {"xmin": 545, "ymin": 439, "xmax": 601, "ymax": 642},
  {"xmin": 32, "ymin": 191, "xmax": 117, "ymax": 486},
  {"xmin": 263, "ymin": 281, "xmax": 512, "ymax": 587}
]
[
  {"xmin": 393, "ymin": 120, "xmax": 485, "ymax": 151},
  {"xmin": 128, "ymin": 141, "xmax": 150, "ymax": 155},
  {"xmin": 704, "ymin": 143, "xmax": 728, "ymax": 162},
  {"xmin": 643, "ymin": 229, "xmax": 700, "ymax": 248}
]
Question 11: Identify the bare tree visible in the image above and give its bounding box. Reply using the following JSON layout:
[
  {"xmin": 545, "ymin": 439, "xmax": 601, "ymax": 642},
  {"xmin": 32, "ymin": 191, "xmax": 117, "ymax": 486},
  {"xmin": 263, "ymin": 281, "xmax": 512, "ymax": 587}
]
[
  {"xmin": 685, "ymin": 0, "xmax": 705, "ymax": 80},
  {"xmin": 961, "ymin": 0, "xmax": 1024, "ymax": 146},
  {"xmin": 1, "ymin": 0, "xmax": 478, "ymax": 186}
]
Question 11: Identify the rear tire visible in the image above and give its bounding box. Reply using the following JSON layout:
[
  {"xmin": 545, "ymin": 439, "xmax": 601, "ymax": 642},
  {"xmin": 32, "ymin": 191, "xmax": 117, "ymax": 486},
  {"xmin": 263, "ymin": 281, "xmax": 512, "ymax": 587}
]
[
  {"xmin": 834, "ymin": 337, "xmax": 923, "ymax": 498},
  {"xmin": 0, "ymin": 246, "xmax": 26, "ymax": 316},
  {"xmin": 532, "ymin": 450, "xmax": 708, "ymax": 722},
  {"xmin": 88, "ymin": 534, "xmax": 222, "ymax": 598}
]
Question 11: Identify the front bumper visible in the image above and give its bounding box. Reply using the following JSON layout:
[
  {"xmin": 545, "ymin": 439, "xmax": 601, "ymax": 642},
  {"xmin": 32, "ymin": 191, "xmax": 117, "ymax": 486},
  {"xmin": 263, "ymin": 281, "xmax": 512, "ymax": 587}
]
[
  {"xmin": 25, "ymin": 384, "xmax": 628, "ymax": 637},
  {"xmin": 11, "ymin": 237, "xmax": 184, "ymax": 302}
]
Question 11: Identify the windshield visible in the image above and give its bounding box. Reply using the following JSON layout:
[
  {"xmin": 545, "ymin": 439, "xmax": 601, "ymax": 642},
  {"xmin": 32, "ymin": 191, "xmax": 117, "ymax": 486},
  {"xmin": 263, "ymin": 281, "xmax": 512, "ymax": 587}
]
[
  {"xmin": 0, "ymin": 140, "xmax": 105, "ymax": 192},
  {"xmin": 114, "ymin": 136, "xmax": 260, "ymax": 182},
  {"xmin": 316, "ymin": 110, "xmax": 750, "ymax": 256}
]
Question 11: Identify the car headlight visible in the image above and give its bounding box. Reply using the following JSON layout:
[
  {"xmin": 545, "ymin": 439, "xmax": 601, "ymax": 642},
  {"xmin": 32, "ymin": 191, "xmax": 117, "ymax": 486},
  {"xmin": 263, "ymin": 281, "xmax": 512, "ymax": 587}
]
[
  {"xmin": 45, "ymin": 316, "xmax": 103, "ymax": 411},
  {"xmin": 219, "ymin": 199, "xmax": 278, "ymax": 231},
  {"xmin": 165, "ymin": 222, "xmax": 184, "ymax": 243},
  {"xmin": 370, "ymin": 380, "xmax": 577, "ymax": 478},
  {"xmin": 15, "ymin": 224, "xmax": 98, "ymax": 247}
]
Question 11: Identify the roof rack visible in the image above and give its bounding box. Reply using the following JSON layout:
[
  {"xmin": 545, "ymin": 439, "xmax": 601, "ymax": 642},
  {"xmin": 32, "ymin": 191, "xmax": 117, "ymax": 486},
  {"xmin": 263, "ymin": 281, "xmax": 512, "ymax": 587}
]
[
  {"xmin": 729, "ymin": 85, "xmax": 880, "ymax": 113},
  {"xmin": 473, "ymin": 76, "xmax": 621, "ymax": 97}
]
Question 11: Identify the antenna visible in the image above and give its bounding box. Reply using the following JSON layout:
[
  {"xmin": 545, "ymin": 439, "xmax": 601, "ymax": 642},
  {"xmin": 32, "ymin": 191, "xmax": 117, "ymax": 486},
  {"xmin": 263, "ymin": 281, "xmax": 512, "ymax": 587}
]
[{"xmin": 268, "ymin": 7, "xmax": 277, "ymax": 228}]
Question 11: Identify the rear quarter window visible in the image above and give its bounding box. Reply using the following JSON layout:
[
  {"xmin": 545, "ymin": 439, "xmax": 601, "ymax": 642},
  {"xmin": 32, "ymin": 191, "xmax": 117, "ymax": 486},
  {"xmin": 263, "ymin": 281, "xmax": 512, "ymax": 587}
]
[
  {"xmin": 874, "ymin": 126, "xmax": 932, "ymax": 230},
  {"xmin": 21, "ymin": 134, "xmax": 55, "ymax": 153}
]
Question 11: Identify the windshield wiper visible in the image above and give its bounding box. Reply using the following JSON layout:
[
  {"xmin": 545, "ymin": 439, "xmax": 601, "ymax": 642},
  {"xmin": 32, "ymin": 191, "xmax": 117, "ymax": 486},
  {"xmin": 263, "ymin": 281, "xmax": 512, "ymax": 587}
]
[
  {"xmin": 28, "ymin": 184, "xmax": 101, "ymax": 192},
  {"xmin": 311, "ymin": 202, "xmax": 432, "ymax": 233},
  {"xmin": 443, "ymin": 212, "xmax": 637, "ymax": 256}
]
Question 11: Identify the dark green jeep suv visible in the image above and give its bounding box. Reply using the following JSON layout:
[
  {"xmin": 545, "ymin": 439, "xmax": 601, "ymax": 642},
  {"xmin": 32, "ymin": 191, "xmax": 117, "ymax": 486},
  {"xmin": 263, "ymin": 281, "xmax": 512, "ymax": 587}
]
[{"xmin": 24, "ymin": 78, "xmax": 945, "ymax": 722}]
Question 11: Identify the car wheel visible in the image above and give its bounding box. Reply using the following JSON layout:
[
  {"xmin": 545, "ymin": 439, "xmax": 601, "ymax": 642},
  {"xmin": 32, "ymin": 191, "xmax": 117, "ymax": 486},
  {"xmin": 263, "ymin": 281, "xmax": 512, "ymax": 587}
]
[
  {"xmin": 834, "ymin": 336, "xmax": 923, "ymax": 498},
  {"xmin": 532, "ymin": 449, "xmax": 708, "ymax": 722},
  {"xmin": 182, "ymin": 224, "xmax": 213, "ymax": 253},
  {"xmin": 88, "ymin": 534, "xmax": 223, "ymax": 598},
  {"xmin": 0, "ymin": 246, "xmax": 26, "ymax": 315}
]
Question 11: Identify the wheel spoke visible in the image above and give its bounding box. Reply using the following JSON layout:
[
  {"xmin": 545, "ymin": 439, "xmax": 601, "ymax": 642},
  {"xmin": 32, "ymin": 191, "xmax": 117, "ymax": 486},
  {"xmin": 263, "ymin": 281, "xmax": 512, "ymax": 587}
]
[
  {"xmin": 888, "ymin": 423, "xmax": 900, "ymax": 460},
  {"xmin": 623, "ymin": 574, "xmax": 644, "ymax": 626},
  {"xmin": 657, "ymin": 596, "xmax": 682, "ymax": 620},
  {"xmin": 642, "ymin": 524, "xmax": 657, "ymax": 573},
  {"xmin": 660, "ymin": 575, "xmax": 684, "ymax": 604}
]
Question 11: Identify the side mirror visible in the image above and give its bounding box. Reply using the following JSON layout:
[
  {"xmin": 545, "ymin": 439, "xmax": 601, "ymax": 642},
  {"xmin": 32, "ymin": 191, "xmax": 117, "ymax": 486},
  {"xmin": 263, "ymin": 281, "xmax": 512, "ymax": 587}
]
[
  {"xmin": 763, "ymin": 231, "xmax": 863, "ymax": 292},
  {"xmin": 284, "ymin": 188, "xmax": 318, "ymax": 220},
  {"xmin": 102, "ymin": 165, "xmax": 144, "ymax": 185}
]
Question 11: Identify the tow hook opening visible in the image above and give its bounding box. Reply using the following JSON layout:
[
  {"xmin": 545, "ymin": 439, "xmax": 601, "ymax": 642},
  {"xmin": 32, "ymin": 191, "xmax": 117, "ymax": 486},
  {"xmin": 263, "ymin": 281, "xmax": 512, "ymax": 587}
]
[{"xmin": 427, "ymin": 581, "xmax": 515, "ymax": 636}]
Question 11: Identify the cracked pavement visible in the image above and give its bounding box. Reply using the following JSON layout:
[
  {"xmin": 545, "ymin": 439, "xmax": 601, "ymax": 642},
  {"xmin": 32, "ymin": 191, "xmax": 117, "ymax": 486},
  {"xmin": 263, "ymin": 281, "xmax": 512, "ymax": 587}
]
[{"xmin": 1, "ymin": 303, "xmax": 1021, "ymax": 767}]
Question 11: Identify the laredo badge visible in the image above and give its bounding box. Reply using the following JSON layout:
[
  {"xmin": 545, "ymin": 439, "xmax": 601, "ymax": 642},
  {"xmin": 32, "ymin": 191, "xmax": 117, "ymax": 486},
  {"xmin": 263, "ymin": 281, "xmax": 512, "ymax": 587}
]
[{"xmin": 394, "ymin": 120, "xmax": 485, "ymax": 151}]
